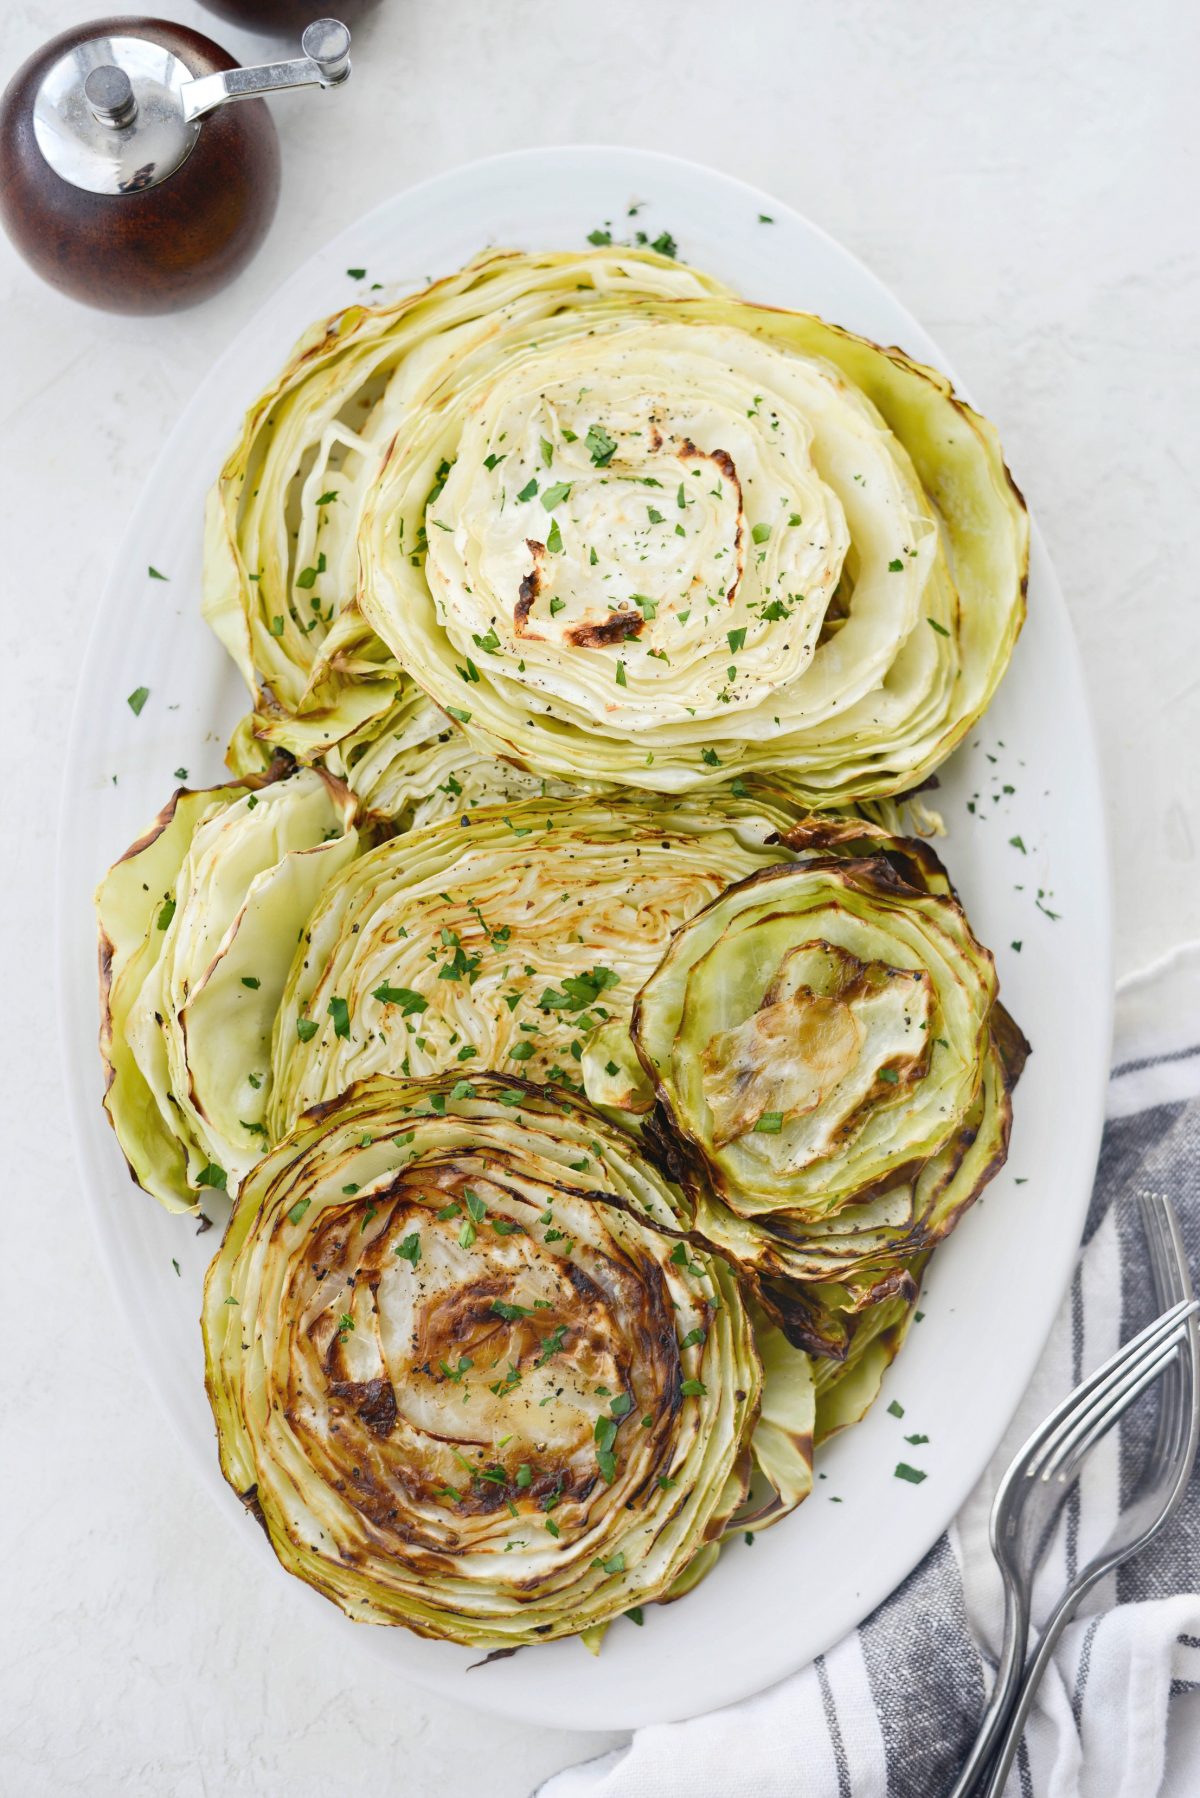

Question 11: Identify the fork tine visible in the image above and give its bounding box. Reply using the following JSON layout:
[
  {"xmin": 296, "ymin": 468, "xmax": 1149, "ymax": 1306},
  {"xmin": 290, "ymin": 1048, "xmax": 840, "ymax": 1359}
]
[
  {"xmin": 1044, "ymin": 1332, "xmax": 1190, "ymax": 1485},
  {"xmin": 1156, "ymin": 1198, "xmax": 1198, "ymax": 1488},
  {"xmin": 1142, "ymin": 1194, "xmax": 1191, "ymax": 1324},
  {"xmin": 1141, "ymin": 1194, "xmax": 1189, "ymax": 1471},
  {"xmin": 1019, "ymin": 1299, "xmax": 1198, "ymax": 1483}
]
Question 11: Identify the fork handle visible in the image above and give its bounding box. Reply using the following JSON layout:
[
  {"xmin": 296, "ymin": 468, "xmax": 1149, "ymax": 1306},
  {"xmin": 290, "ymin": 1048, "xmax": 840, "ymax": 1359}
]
[
  {"xmin": 976, "ymin": 1579, "xmax": 1093, "ymax": 1798},
  {"xmin": 945, "ymin": 1579, "xmax": 1031, "ymax": 1798}
]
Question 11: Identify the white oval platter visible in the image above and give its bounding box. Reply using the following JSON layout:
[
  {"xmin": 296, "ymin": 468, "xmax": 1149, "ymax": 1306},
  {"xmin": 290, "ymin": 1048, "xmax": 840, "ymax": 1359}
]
[{"xmin": 56, "ymin": 146, "xmax": 1111, "ymax": 1732}]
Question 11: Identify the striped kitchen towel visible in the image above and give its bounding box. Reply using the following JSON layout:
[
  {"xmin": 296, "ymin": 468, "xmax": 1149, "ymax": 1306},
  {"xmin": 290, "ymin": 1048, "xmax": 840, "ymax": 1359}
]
[{"xmin": 541, "ymin": 942, "xmax": 1200, "ymax": 1798}]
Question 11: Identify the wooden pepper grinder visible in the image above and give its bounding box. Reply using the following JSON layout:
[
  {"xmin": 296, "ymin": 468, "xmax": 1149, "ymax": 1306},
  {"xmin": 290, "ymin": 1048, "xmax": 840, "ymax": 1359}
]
[{"xmin": 0, "ymin": 16, "xmax": 352, "ymax": 313}]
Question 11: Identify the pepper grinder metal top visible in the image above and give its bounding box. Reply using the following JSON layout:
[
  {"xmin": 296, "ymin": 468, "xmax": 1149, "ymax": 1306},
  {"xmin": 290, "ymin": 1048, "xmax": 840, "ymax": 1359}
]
[
  {"xmin": 34, "ymin": 18, "xmax": 350, "ymax": 195},
  {"xmin": 0, "ymin": 17, "xmax": 352, "ymax": 312}
]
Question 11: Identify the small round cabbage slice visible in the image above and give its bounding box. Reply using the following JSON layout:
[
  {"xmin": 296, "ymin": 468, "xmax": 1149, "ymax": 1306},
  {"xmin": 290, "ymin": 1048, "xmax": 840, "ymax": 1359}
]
[
  {"xmin": 202, "ymin": 1074, "xmax": 768, "ymax": 1647},
  {"xmin": 267, "ymin": 792, "xmax": 795, "ymax": 1140},
  {"xmin": 96, "ymin": 766, "xmax": 360, "ymax": 1211},
  {"xmin": 631, "ymin": 817, "xmax": 1026, "ymax": 1289}
]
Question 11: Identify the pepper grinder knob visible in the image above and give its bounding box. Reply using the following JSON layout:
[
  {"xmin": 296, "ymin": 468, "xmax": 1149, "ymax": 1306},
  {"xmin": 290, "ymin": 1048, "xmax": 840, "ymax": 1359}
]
[
  {"xmin": 303, "ymin": 18, "xmax": 352, "ymax": 81},
  {"xmin": 84, "ymin": 64, "xmax": 138, "ymax": 128}
]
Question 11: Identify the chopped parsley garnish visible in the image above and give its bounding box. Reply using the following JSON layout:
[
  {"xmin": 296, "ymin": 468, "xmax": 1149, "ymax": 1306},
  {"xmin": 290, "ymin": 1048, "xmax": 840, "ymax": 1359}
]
[
  {"xmin": 537, "ymin": 967, "xmax": 619, "ymax": 1013},
  {"xmin": 127, "ymin": 686, "xmax": 150, "ymax": 715},
  {"xmin": 887, "ymin": 1399, "xmax": 905, "ymax": 1418},
  {"xmin": 328, "ymin": 995, "xmax": 350, "ymax": 1038},
  {"xmin": 669, "ymin": 1242, "xmax": 706, "ymax": 1277},
  {"xmin": 753, "ymin": 1112, "xmax": 783, "ymax": 1133},
  {"xmin": 586, "ymin": 423, "xmax": 617, "ymax": 467},
  {"xmin": 156, "ymin": 898, "xmax": 176, "ymax": 930},
  {"xmin": 541, "ymin": 481, "xmax": 572, "ymax": 510},
  {"xmin": 372, "ymin": 983, "xmax": 427, "ymax": 1015},
  {"xmin": 927, "ymin": 617, "xmax": 950, "ymax": 637},
  {"xmin": 750, "ymin": 522, "xmax": 771, "ymax": 546},
  {"xmin": 296, "ymin": 1016, "xmax": 319, "ymax": 1042},
  {"xmin": 894, "ymin": 1462, "xmax": 927, "ymax": 1484},
  {"xmin": 394, "ymin": 1233, "xmax": 421, "ymax": 1265},
  {"xmin": 680, "ymin": 1378, "xmax": 707, "ymax": 1397},
  {"xmin": 535, "ymin": 1324, "xmax": 568, "ymax": 1366},
  {"xmin": 517, "ymin": 477, "xmax": 539, "ymax": 502},
  {"xmin": 196, "ymin": 1162, "xmax": 227, "ymax": 1190},
  {"xmin": 888, "ymin": 558, "xmax": 905, "ymax": 572}
]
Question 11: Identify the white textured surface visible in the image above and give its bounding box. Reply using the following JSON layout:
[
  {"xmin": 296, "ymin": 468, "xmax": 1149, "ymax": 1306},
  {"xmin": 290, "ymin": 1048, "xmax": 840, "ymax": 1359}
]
[{"xmin": 2, "ymin": 0, "xmax": 1196, "ymax": 1791}]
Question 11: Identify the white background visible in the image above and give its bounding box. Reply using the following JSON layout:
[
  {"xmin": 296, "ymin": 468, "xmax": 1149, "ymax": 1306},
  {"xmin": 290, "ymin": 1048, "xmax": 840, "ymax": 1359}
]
[{"xmin": 2, "ymin": 1, "xmax": 1196, "ymax": 1792}]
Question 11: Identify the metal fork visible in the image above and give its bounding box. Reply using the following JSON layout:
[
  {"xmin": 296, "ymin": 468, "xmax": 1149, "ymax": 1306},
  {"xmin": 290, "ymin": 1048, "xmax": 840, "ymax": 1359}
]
[{"xmin": 950, "ymin": 1192, "xmax": 1200, "ymax": 1797}]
